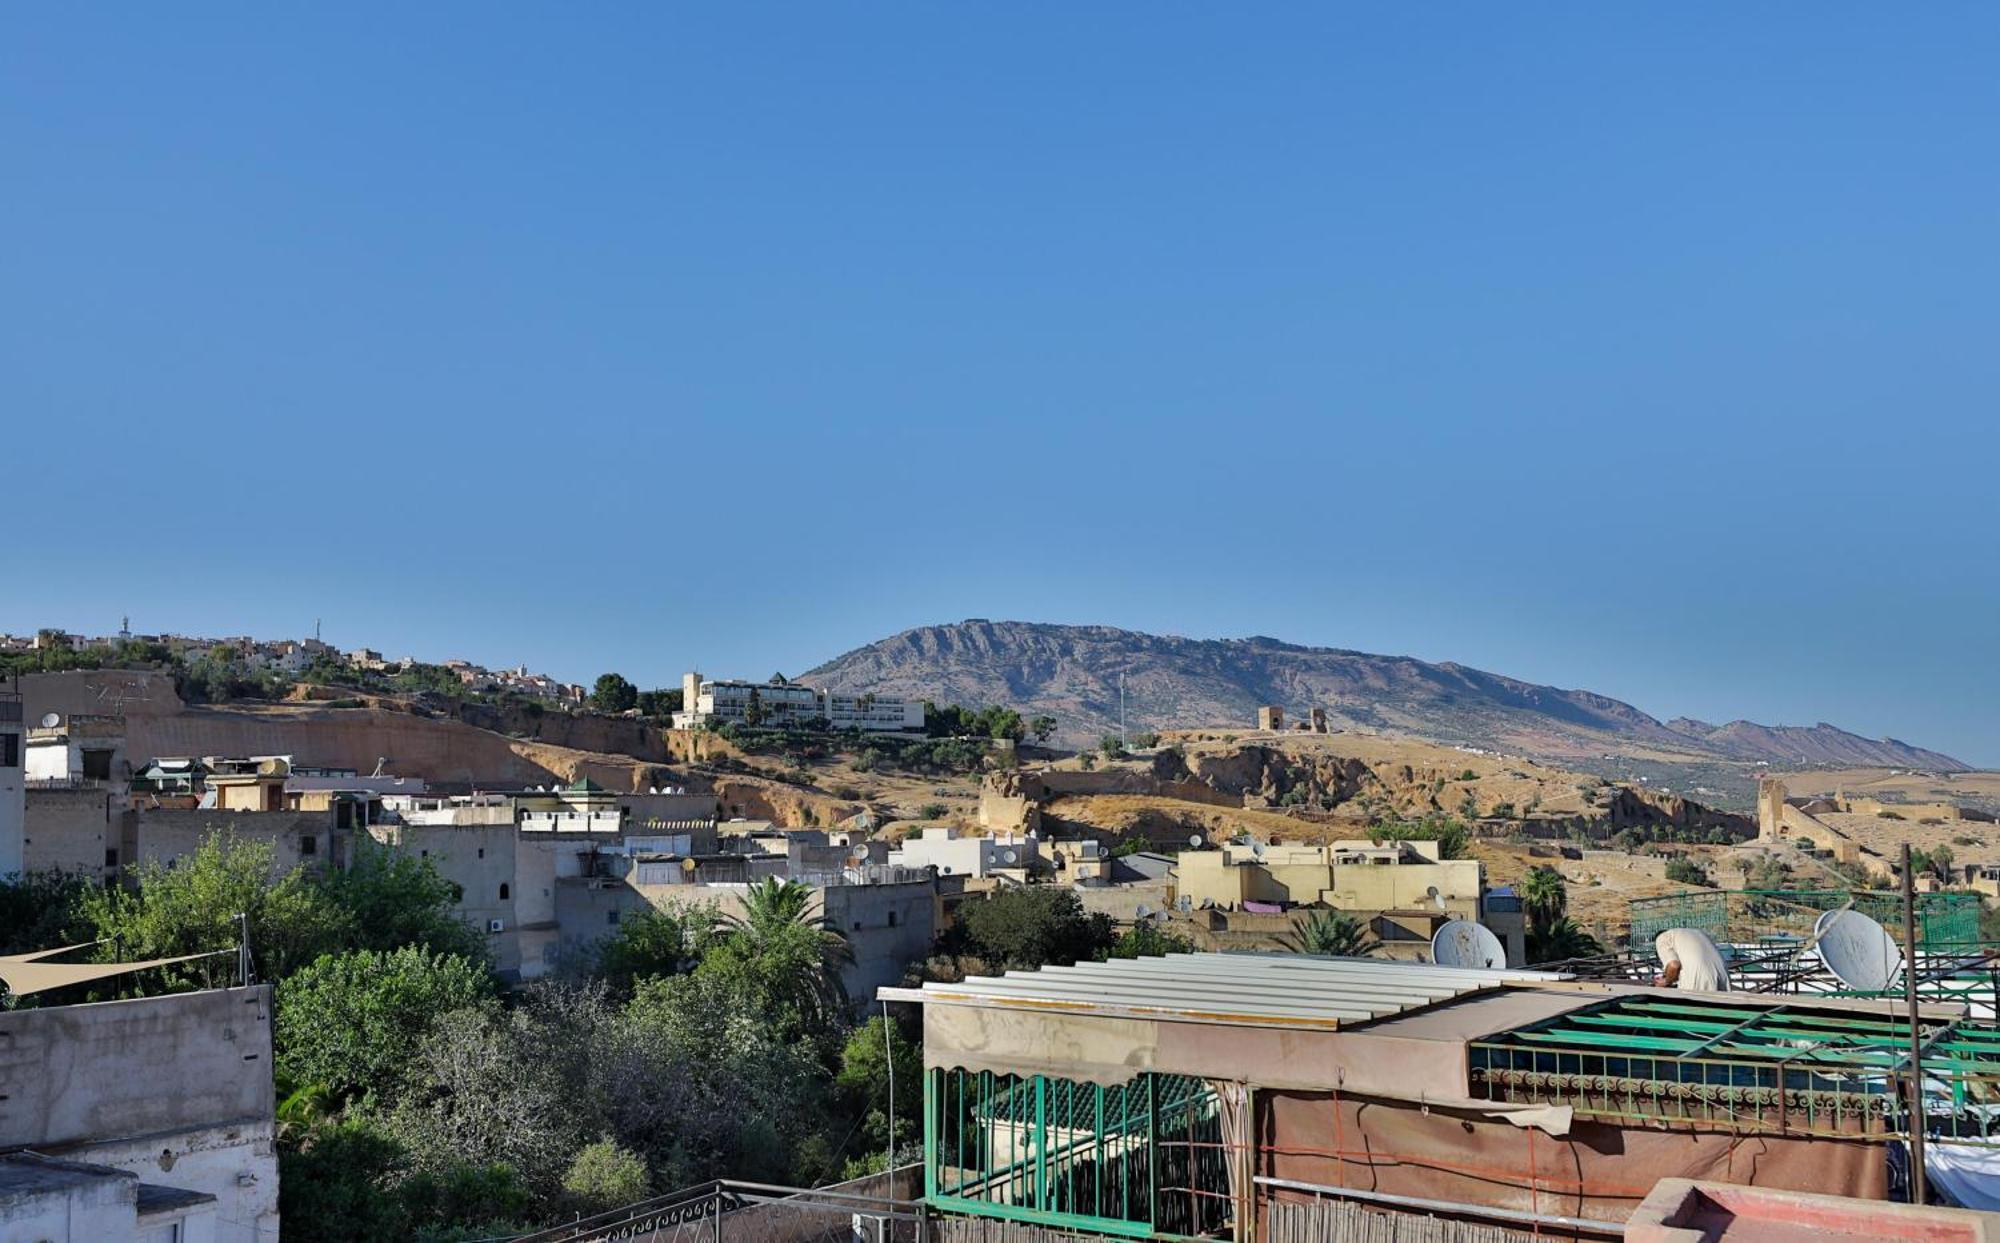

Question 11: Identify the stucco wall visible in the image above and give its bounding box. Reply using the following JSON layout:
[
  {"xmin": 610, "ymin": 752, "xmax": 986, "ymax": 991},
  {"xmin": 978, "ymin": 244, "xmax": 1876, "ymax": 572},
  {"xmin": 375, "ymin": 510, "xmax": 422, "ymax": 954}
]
[
  {"xmin": 0, "ymin": 987, "xmax": 277, "ymax": 1243},
  {"xmin": 24, "ymin": 787, "xmax": 115, "ymax": 875}
]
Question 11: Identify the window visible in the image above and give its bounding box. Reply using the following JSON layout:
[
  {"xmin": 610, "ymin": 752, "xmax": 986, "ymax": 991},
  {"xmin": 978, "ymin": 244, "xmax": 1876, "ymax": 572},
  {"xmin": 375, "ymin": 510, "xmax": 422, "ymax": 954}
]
[
  {"xmin": 104, "ymin": 848, "xmax": 119, "ymax": 868},
  {"xmin": 299, "ymin": 835, "xmax": 317, "ymax": 856},
  {"xmin": 81, "ymin": 749, "xmax": 113, "ymax": 780},
  {"xmin": 0, "ymin": 734, "xmax": 16, "ymax": 768},
  {"xmin": 606, "ymin": 909, "xmax": 620, "ymax": 925},
  {"xmin": 887, "ymin": 911, "xmax": 897, "ymax": 927},
  {"xmin": 498, "ymin": 883, "xmax": 510, "ymax": 900},
  {"xmin": 477, "ymin": 847, "xmax": 485, "ymax": 859}
]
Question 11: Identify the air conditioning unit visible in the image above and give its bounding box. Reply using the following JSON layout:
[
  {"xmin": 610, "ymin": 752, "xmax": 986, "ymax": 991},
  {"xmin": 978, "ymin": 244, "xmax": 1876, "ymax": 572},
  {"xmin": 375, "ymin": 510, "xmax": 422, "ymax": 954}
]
[{"xmin": 487, "ymin": 919, "xmax": 506, "ymax": 934}]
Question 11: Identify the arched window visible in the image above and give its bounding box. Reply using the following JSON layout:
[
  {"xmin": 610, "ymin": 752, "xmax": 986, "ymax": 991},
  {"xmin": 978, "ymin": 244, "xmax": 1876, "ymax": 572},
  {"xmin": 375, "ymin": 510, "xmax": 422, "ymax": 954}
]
[{"xmin": 498, "ymin": 882, "xmax": 510, "ymax": 900}]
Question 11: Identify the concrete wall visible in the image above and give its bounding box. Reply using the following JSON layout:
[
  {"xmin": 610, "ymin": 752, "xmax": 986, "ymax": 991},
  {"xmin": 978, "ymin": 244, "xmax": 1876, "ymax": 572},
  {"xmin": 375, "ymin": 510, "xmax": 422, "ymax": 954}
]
[
  {"xmin": 0, "ymin": 1157, "xmax": 140, "ymax": 1243},
  {"xmin": 128, "ymin": 809, "xmax": 332, "ymax": 874},
  {"xmin": 0, "ymin": 987, "xmax": 277, "ymax": 1243},
  {"xmin": 369, "ymin": 821, "xmax": 520, "ymax": 974},
  {"xmin": 24, "ymin": 786, "xmax": 115, "ymax": 876}
]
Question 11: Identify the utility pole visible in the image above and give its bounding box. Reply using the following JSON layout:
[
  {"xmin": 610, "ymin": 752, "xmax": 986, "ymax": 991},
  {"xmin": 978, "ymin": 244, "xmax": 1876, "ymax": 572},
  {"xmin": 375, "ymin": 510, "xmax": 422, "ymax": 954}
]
[
  {"xmin": 1901, "ymin": 842, "xmax": 1928, "ymax": 1205},
  {"xmin": 882, "ymin": 1000, "xmax": 897, "ymax": 1175},
  {"xmin": 1119, "ymin": 672, "xmax": 1127, "ymax": 747}
]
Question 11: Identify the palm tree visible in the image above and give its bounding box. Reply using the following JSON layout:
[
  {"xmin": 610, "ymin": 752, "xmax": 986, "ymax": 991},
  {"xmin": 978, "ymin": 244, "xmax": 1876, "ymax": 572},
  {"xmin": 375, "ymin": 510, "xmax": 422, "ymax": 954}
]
[
  {"xmin": 1527, "ymin": 917, "xmax": 1601, "ymax": 965},
  {"xmin": 1287, "ymin": 910, "xmax": 1379, "ymax": 958},
  {"xmin": 1520, "ymin": 866, "xmax": 1568, "ymax": 932},
  {"xmin": 723, "ymin": 878, "xmax": 855, "ymax": 1034}
]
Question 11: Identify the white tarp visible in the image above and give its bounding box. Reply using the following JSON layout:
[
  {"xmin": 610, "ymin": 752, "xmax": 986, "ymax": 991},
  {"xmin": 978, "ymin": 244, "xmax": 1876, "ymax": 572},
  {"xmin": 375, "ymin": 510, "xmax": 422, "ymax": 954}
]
[{"xmin": 1925, "ymin": 1141, "xmax": 2000, "ymax": 1211}]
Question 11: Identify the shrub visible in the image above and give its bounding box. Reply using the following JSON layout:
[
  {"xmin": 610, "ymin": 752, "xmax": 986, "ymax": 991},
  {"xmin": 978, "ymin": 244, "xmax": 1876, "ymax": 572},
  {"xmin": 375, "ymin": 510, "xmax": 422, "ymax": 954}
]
[{"xmin": 918, "ymin": 802, "xmax": 949, "ymax": 821}]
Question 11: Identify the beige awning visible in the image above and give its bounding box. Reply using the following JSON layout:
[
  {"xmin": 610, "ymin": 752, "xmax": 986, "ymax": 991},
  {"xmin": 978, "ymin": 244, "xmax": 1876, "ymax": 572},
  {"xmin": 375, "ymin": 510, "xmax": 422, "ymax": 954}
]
[{"xmin": 0, "ymin": 944, "xmax": 233, "ymax": 997}]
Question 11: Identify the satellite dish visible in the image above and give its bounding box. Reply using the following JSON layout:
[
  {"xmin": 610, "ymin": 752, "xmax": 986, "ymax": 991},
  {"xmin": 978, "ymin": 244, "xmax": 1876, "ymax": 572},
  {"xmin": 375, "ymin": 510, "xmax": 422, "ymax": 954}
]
[
  {"xmin": 38, "ymin": 711, "xmax": 60, "ymax": 728},
  {"xmin": 1001, "ymin": 849, "xmax": 1018, "ymax": 864},
  {"xmin": 1152, "ymin": 910, "xmax": 1169, "ymax": 924},
  {"xmin": 1816, "ymin": 908, "xmax": 1903, "ymax": 992},
  {"xmin": 680, "ymin": 857, "xmax": 698, "ymax": 873},
  {"xmin": 1189, "ymin": 834, "xmax": 1204, "ymax": 848},
  {"xmin": 1177, "ymin": 896, "xmax": 1192, "ymax": 912},
  {"xmin": 1431, "ymin": 920, "xmax": 1507, "ymax": 970},
  {"xmin": 1136, "ymin": 903, "xmax": 1153, "ymax": 919},
  {"xmin": 1251, "ymin": 842, "xmax": 1266, "ymax": 859},
  {"xmin": 939, "ymin": 865, "xmax": 953, "ymax": 875}
]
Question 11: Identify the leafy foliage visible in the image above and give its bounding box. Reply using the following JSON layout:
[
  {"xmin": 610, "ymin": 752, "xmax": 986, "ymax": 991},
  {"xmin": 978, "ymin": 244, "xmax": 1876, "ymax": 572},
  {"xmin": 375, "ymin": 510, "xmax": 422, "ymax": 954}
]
[
  {"xmin": 1368, "ymin": 815, "xmax": 1470, "ymax": 860},
  {"xmin": 1287, "ymin": 910, "xmax": 1378, "ymax": 957},
  {"xmin": 591, "ymin": 672, "xmax": 639, "ymax": 713},
  {"xmin": 563, "ymin": 1138, "xmax": 651, "ymax": 1214},
  {"xmin": 275, "ymin": 947, "xmax": 496, "ymax": 1105},
  {"xmin": 950, "ymin": 887, "xmax": 1117, "ymax": 971},
  {"xmin": 1519, "ymin": 866, "xmax": 1568, "ymax": 931},
  {"xmin": 1663, "ymin": 857, "xmax": 1710, "ymax": 887},
  {"xmin": 1527, "ymin": 917, "xmax": 1602, "ymax": 963},
  {"xmin": 1104, "ymin": 922, "xmax": 1196, "ymax": 959},
  {"xmin": 590, "ymin": 903, "xmax": 722, "ymax": 994}
]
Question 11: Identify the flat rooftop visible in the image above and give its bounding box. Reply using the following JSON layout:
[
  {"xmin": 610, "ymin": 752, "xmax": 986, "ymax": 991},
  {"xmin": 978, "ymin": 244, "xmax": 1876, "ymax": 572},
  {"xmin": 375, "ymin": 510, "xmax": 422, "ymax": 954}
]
[{"xmin": 881, "ymin": 950, "xmax": 1568, "ymax": 1030}]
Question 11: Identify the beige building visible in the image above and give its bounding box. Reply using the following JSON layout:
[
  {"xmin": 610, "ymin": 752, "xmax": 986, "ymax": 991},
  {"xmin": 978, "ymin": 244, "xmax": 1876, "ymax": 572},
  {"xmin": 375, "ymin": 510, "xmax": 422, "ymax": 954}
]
[{"xmin": 1174, "ymin": 838, "xmax": 1488, "ymax": 957}]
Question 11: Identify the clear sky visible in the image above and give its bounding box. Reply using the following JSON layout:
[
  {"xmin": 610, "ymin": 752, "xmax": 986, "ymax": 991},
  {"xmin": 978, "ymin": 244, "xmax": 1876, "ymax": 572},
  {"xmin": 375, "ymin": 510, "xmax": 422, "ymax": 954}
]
[{"xmin": 4, "ymin": 8, "xmax": 1996, "ymax": 763}]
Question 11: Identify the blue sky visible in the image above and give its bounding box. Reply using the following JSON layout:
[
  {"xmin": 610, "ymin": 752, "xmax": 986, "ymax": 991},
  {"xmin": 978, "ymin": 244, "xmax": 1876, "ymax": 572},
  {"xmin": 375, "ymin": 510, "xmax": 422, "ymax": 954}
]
[{"xmin": 3, "ymin": 8, "xmax": 1996, "ymax": 763}]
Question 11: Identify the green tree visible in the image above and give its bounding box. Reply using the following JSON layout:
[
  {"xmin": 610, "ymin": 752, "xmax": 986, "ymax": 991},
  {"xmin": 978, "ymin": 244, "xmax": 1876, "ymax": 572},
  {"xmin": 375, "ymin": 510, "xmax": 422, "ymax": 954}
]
[
  {"xmin": 834, "ymin": 1016, "xmax": 923, "ymax": 1172},
  {"xmin": 1103, "ymin": 922, "xmax": 1197, "ymax": 959},
  {"xmin": 84, "ymin": 831, "xmax": 350, "ymax": 989},
  {"xmin": 561, "ymin": 1138, "xmax": 651, "ymax": 1215},
  {"xmin": 1527, "ymin": 917, "xmax": 1602, "ymax": 963},
  {"xmin": 323, "ymin": 842, "xmax": 486, "ymax": 962},
  {"xmin": 590, "ymin": 673, "xmax": 639, "ymax": 713},
  {"xmin": 1100, "ymin": 734, "xmax": 1128, "ymax": 759},
  {"xmin": 1029, "ymin": 715, "xmax": 1058, "ymax": 744},
  {"xmin": 278, "ymin": 1117, "xmax": 415, "ymax": 1243},
  {"xmin": 1519, "ymin": 866, "xmax": 1568, "ymax": 932},
  {"xmin": 634, "ymin": 688, "xmax": 684, "ymax": 720},
  {"xmin": 703, "ymin": 879, "xmax": 854, "ymax": 1046},
  {"xmin": 1287, "ymin": 910, "xmax": 1378, "ymax": 957},
  {"xmin": 1370, "ymin": 816, "xmax": 1470, "ymax": 861},
  {"xmin": 0, "ymin": 870, "xmax": 96, "ymax": 958},
  {"xmin": 592, "ymin": 904, "xmax": 722, "ymax": 993},
  {"xmin": 953, "ymin": 888, "xmax": 1116, "ymax": 971},
  {"xmin": 275, "ymin": 946, "xmax": 496, "ymax": 1105}
]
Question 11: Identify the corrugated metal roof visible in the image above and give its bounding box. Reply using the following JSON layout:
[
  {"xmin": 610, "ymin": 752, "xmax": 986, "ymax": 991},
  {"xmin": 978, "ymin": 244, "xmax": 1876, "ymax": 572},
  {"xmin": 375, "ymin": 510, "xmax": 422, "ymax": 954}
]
[{"xmin": 880, "ymin": 951, "xmax": 1569, "ymax": 1031}]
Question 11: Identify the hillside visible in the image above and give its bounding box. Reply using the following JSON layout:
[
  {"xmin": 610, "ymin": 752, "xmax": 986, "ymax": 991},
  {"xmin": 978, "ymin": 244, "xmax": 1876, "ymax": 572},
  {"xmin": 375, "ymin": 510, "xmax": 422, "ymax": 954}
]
[{"xmin": 805, "ymin": 620, "xmax": 1970, "ymax": 771}]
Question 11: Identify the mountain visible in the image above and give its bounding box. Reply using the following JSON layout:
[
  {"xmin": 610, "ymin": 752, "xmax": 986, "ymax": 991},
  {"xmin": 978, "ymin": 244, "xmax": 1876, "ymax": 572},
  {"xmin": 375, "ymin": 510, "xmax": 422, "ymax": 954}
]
[{"xmin": 805, "ymin": 620, "xmax": 1970, "ymax": 771}]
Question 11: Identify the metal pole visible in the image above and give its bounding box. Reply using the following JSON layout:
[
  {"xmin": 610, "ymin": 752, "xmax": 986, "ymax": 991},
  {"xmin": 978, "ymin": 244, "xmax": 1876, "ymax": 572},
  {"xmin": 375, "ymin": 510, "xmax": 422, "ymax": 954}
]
[
  {"xmin": 882, "ymin": 1000, "xmax": 896, "ymax": 1176},
  {"xmin": 1902, "ymin": 842, "xmax": 1928, "ymax": 1205}
]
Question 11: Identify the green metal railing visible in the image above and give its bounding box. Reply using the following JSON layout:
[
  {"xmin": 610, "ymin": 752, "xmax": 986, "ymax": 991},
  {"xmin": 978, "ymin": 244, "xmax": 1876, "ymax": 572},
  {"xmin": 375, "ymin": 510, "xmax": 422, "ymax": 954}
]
[
  {"xmin": 1469, "ymin": 997, "xmax": 2000, "ymax": 1142},
  {"xmin": 1629, "ymin": 889, "xmax": 1982, "ymax": 951},
  {"xmin": 925, "ymin": 1068, "xmax": 1230, "ymax": 1239}
]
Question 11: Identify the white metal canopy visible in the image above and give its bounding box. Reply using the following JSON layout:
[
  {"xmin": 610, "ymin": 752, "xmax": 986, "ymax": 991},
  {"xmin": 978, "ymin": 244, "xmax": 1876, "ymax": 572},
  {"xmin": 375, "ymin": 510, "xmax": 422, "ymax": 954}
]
[{"xmin": 879, "ymin": 951, "xmax": 1568, "ymax": 1030}]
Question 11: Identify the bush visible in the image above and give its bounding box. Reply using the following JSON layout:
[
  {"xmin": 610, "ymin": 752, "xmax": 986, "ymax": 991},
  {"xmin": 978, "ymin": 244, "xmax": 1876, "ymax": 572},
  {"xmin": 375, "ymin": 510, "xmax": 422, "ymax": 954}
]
[
  {"xmin": 951, "ymin": 889, "xmax": 1116, "ymax": 970},
  {"xmin": 1664, "ymin": 857, "xmax": 1709, "ymax": 887},
  {"xmin": 562, "ymin": 1139, "xmax": 650, "ymax": 1214},
  {"xmin": 918, "ymin": 802, "xmax": 949, "ymax": 821}
]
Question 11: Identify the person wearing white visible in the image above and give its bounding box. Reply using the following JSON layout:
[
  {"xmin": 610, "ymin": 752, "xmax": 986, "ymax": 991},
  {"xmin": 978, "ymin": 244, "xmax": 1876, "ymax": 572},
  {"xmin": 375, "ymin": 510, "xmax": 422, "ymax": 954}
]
[{"xmin": 1653, "ymin": 928, "xmax": 1729, "ymax": 992}]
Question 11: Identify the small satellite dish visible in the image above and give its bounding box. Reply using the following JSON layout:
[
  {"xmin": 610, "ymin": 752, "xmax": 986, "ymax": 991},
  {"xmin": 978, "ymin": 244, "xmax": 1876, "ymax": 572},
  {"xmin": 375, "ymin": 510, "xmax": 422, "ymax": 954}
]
[
  {"xmin": 680, "ymin": 857, "xmax": 698, "ymax": 873},
  {"xmin": 1177, "ymin": 896, "xmax": 1192, "ymax": 912},
  {"xmin": 38, "ymin": 711, "xmax": 60, "ymax": 729},
  {"xmin": 1251, "ymin": 841, "xmax": 1266, "ymax": 859},
  {"xmin": 939, "ymin": 865, "xmax": 953, "ymax": 875},
  {"xmin": 1001, "ymin": 849, "xmax": 1018, "ymax": 864},
  {"xmin": 1189, "ymin": 834, "xmax": 1204, "ymax": 848},
  {"xmin": 1151, "ymin": 910, "xmax": 1169, "ymax": 924},
  {"xmin": 1136, "ymin": 903, "xmax": 1153, "ymax": 919},
  {"xmin": 1431, "ymin": 920, "xmax": 1507, "ymax": 970},
  {"xmin": 1816, "ymin": 908, "xmax": 1903, "ymax": 992}
]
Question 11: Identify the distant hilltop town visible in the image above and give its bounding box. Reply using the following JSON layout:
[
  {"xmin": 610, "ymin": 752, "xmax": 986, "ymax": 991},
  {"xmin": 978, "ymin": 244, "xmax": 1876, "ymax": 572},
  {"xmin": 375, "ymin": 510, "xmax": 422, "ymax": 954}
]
[
  {"xmin": 1, "ymin": 621, "xmax": 615, "ymax": 709},
  {"xmin": 0, "ymin": 622, "xmax": 935, "ymax": 737}
]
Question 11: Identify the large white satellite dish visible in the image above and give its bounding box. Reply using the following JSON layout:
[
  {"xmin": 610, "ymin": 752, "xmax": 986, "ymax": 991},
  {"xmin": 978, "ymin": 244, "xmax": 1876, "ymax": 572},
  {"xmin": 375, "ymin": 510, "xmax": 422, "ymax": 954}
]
[
  {"xmin": 1431, "ymin": 919, "xmax": 1507, "ymax": 970},
  {"xmin": 1816, "ymin": 908, "xmax": 1903, "ymax": 992},
  {"xmin": 38, "ymin": 711, "xmax": 60, "ymax": 729}
]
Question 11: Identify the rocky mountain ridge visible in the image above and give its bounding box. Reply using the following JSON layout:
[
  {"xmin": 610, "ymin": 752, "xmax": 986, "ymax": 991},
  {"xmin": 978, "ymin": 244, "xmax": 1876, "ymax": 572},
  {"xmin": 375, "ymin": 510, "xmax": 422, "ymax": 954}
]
[{"xmin": 806, "ymin": 619, "xmax": 1969, "ymax": 771}]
